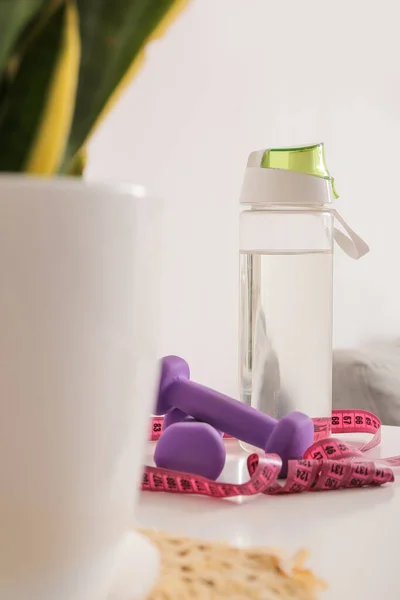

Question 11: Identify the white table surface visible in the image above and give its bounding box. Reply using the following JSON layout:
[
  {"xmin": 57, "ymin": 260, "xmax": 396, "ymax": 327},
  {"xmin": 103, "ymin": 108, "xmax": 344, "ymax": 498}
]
[{"xmin": 137, "ymin": 425, "xmax": 400, "ymax": 599}]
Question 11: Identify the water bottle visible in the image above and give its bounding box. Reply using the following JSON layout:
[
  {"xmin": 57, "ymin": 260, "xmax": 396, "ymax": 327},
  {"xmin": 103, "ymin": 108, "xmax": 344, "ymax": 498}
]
[{"xmin": 239, "ymin": 143, "xmax": 369, "ymax": 443}]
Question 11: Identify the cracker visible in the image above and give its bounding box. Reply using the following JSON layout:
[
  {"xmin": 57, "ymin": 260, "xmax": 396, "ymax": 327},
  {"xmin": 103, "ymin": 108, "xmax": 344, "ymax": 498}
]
[{"xmin": 140, "ymin": 528, "xmax": 327, "ymax": 599}]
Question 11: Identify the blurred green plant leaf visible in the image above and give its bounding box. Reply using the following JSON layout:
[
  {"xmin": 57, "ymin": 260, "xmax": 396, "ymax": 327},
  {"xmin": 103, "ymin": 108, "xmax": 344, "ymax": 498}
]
[
  {"xmin": 0, "ymin": 0, "xmax": 80, "ymax": 173},
  {"xmin": 61, "ymin": 0, "xmax": 187, "ymax": 171},
  {"xmin": 0, "ymin": 0, "xmax": 45, "ymax": 71},
  {"xmin": 66, "ymin": 147, "xmax": 86, "ymax": 176}
]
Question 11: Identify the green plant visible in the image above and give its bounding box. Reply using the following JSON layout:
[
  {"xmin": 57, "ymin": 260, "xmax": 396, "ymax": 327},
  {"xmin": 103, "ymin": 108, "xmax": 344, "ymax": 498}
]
[{"xmin": 0, "ymin": 0, "xmax": 187, "ymax": 176}]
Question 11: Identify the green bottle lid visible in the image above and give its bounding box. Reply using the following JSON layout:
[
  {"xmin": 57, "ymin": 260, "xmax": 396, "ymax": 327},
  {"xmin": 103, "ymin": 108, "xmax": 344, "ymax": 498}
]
[{"xmin": 260, "ymin": 143, "xmax": 338, "ymax": 199}]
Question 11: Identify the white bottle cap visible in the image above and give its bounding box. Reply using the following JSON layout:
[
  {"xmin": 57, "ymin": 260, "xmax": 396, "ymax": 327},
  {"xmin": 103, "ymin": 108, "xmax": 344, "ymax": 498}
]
[{"xmin": 239, "ymin": 143, "xmax": 337, "ymax": 206}]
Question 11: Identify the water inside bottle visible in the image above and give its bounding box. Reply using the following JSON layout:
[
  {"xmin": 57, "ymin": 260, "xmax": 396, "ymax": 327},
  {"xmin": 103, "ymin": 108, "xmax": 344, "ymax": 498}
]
[{"xmin": 239, "ymin": 250, "xmax": 333, "ymax": 451}]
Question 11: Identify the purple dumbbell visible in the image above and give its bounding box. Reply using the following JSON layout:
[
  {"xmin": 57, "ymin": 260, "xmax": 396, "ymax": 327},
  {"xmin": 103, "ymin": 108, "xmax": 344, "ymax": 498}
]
[
  {"xmin": 154, "ymin": 421, "xmax": 226, "ymax": 480},
  {"xmin": 154, "ymin": 355, "xmax": 314, "ymax": 477}
]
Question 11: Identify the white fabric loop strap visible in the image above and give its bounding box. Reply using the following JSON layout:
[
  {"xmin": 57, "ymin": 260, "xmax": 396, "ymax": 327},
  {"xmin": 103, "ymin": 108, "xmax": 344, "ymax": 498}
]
[{"xmin": 331, "ymin": 209, "xmax": 369, "ymax": 260}]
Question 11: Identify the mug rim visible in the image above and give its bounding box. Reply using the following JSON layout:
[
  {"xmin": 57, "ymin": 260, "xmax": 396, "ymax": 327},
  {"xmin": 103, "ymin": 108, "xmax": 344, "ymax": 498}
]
[{"xmin": 0, "ymin": 173, "xmax": 152, "ymax": 200}]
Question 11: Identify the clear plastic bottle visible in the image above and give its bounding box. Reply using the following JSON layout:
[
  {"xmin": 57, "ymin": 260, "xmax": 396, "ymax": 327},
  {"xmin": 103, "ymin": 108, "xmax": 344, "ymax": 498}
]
[{"xmin": 238, "ymin": 143, "xmax": 368, "ymax": 446}]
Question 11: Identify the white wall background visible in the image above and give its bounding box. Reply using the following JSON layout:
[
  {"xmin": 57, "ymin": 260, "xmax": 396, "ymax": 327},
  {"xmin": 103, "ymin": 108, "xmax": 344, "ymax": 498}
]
[{"xmin": 86, "ymin": 0, "xmax": 400, "ymax": 397}]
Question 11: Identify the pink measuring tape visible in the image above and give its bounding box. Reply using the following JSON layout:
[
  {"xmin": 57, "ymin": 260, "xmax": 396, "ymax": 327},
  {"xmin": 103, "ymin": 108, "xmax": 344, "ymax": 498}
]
[{"xmin": 143, "ymin": 410, "xmax": 400, "ymax": 497}]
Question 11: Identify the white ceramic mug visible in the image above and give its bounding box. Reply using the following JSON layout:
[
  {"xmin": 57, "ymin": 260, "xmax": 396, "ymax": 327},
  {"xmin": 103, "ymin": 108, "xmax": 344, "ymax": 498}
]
[{"xmin": 0, "ymin": 176, "xmax": 161, "ymax": 600}]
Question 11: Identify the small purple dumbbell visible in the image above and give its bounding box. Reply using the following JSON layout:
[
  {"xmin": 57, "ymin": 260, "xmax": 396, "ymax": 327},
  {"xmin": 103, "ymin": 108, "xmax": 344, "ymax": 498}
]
[
  {"xmin": 154, "ymin": 421, "xmax": 226, "ymax": 480},
  {"xmin": 154, "ymin": 355, "xmax": 314, "ymax": 477}
]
